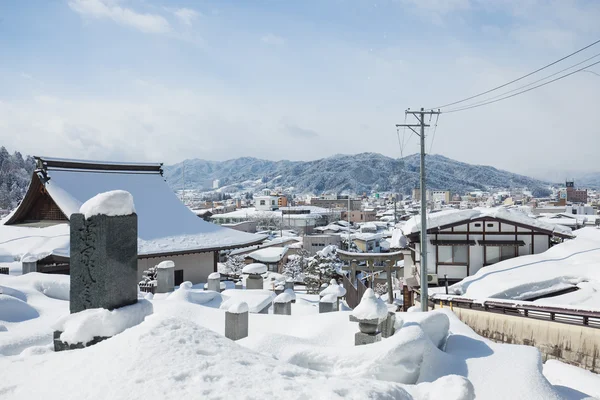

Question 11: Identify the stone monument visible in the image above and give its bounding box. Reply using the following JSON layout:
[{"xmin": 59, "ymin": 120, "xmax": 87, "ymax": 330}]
[
  {"xmin": 319, "ymin": 294, "xmax": 337, "ymax": 313},
  {"xmin": 242, "ymin": 263, "xmax": 267, "ymax": 290},
  {"xmin": 156, "ymin": 260, "xmax": 175, "ymax": 294},
  {"xmin": 207, "ymin": 272, "xmax": 221, "ymax": 292},
  {"xmin": 273, "ymin": 292, "xmax": 293, "ymax": 315}
]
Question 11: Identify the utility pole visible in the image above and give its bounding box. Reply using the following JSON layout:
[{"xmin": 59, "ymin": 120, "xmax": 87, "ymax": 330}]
[{"xmin": 396, "ymin": 107, "xmax": 441, "ymax": 312}]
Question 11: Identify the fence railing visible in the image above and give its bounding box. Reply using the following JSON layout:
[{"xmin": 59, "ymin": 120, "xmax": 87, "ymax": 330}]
[
  {"xmin": 138, "ymin": 282, "xmax": 156, "ymax": 294},
  {"xmin": 432, "ymin": 296, "xmax": 600, "ymax": 329},
  {"xmin": 343, "ymin": 275, "xmax": 367, "ymax": 309}
]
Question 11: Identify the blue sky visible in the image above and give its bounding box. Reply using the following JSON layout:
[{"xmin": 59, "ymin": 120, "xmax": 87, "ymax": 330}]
[{"xmin": 1, "ymin": 0, "xmax": 600, "ymax": 176}]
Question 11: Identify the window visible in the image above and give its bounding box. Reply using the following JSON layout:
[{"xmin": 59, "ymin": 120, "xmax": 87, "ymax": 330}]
[
  {"xmin": 474, "ymin": 223, "xmax": 481, "ymax": 227},
  {"xmin": 271, "ymin": 200, "xmax": 275, "ymax": 205},
  {"xmin": 486, "ymin": 246, "xmax": 516, "ymax": 264},
  {"xmin": 438, "ymin": 246, "xmax": 468, "ymax": 264},
  {"xmin": 260, "ymin": 200, "xmax": 266, "ymax": 206},
  {"xmin": 487, "ymin": 223, "xmax": 494, "ymax": 228},
  {"xmin": 360, "ymin": 214, "xmax": 363, "ymax": 220}
]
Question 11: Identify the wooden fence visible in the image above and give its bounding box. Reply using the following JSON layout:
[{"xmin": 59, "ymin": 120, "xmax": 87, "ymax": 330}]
[
  {"xmin": 138, "ymin": 282, "xmax": 156, "ymax": 294},
  {"xmin": 343, "ymin": 275, "xmax": 367, "ymax": 309}
]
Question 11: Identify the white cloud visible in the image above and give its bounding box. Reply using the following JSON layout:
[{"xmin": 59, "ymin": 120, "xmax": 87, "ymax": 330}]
[
  {"xmin": 173, "ymin": 8, "xmax": 200, "ymax": 26},
  {"xmin": 69, "ymin": 0, "xmax": 170, "ymax": 34},
  {"xmin": 261, "ymin": 34, "xmax": 285, "ymax": 46}
]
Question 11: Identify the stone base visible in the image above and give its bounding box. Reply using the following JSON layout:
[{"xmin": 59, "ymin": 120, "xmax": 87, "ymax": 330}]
[
  {"xmin": 246, "ymin": 275, "xmax": 263, "ymax": 290},
  {"xmin": 274, "ymin": 302, "xmax": 291, "ymax": 315},
  {"xmin": 355, "ymin": 331, "xmax": 381, "ymax": 346},
  {"xmin": 53, "ymin": 331, "xmax": 111, "ymax": 352},
  {"xmin": 225, "ymin": 312, "xmax": 249, "ymax": 341},
  {"xmin": 319, "ymin": 302, "xmax": 335, "ymax": 313}
]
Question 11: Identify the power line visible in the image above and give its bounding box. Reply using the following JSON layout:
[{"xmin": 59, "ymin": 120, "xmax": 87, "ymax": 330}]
[
  {"xmin": 443, "ymin": 59, "xmax": 600, "ymax": 114},
  {"xmin": 428, "ymin": 113, "xmax": 440, "ymax": 154},
  {"xmin": 443, "ymin": 52, "xmax": 600, "ymax": 111},
  {"xmin": 429, "ymin": 38, "xmax": 600, "ymax": 110}
]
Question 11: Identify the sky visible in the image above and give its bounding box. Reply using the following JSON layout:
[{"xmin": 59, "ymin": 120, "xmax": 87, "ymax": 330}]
[{"xmin": 1, "ymin": 0, "xmax": 600, "ymax": 177}]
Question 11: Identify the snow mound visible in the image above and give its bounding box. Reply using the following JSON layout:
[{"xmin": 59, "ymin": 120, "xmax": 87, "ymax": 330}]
[
  {"xmin": 274, "ymin": 292, "xmax": 294, "ymax": 304},
  {"xmin": 283, "ymin": 288, "xmax": 296, "ymax": 301},
  {"xmin": 0, "ymin": 295, "xmax": 39, "ymax": 322},
  {"xmin": 156, "ymin": 260, "xmax": 174, "ymax": 269},
  {"xmin": 227, "ymin": 301, "xmax": 249, "ymax": 314},
  {"xmin": 544, "ymin": 359, "xmax": 600, "ymax": 399},
  {"xmin": 53, "ymin": 300, "xmax": 153, "ymax": 345},
  {"xmin": 32, "ymin": 274, "xmax": 70, "ymax": 301},
  {"xmin": 351, "ymin": 288, "xmax": 388, "ymax": 321},
  {"xmin": 319, "ymin": 279, "xmax": 347, "ymax": 297},
  {"xmin": 0, "ymin": 315, "xmax": 456, "ymax": 400},
  {"xmin": 79, "ymin": 190, "xmax": 136, "ymax": 219},
  {"xmin": 242, "ymin": 263, "xmax": 267, "ymax": 275},
  {"xmin": 208, "ymin": 272, "xmax": 220, "ymax": 280},
  {"xmin": 167, "ymin": 283, "xmax": 220, "ymax": 305},
  {"xmin": 320, "ymin": 293, "xmax": 337, "ymax": 303}
]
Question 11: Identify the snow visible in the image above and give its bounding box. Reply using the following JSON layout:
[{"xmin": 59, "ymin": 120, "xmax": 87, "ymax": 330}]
[
  {"xmin": 448, "ymin": 227, "xmax": 600, "ymax": 308},
  {"xmin": 319, "ymin": 279, "xmax": 347, "ymax": 297},
  {"xmin": 0, "ymin": 224, "xmax": 69, "ymax": 263},
  {"xmin": 351, "ymin": 288, "xmax": 388, "ymax": 321},
  {"xmin": 220, "ymin": 289, "xmax": 275, "ymax": 313},
  {"xmin": 403, "ymin": 207, "xmax": 573, "ymax": 238},
  {"xmin": 156, "ymin": 260, "xmax": 174, "ymax": 269},
  {"xmin": 40, "ymin": 168, "xmax": 266, "ymax": 255},
  {"xmin": 79, "ymin": 190, "xmax": 136, "ymax": 219},
  {"xmin": 273, "ymin": 292, "xmax": 294, "ymax": 303},
  {"xmin": 227, "ymin": 301, "xmax": 249, "ymax": 314},
  {"xmin": 207, "ymin": 272, "xmax": 220, "ymax": 280},
  {"xmin": 21, "ymin": 255, "xmax": 38, "ymax": 263},
  {"xmin": 320, "ymin": 293, "xmax": 338, "ymax": 303},
  {"xmin": 53, "ymin": 300, "xmax": 153, "ymax": 345},
  {"xmin": 242, "ymin": 263, "xmax": 268, "ymax": 275},
  {"xmin": 0, "ymin": 269, "xmax": 597, "ymax": 399},
  {"xmin": 283, "ymin": 288, "xmax": 296, "ymax": 301},
  {"xmin": 247, "ymin": 246, "xmax": 288, "ymax": 263},
  {"xmin": 543, "ymin": 359, "xmax": 600, "ymax": 399}
]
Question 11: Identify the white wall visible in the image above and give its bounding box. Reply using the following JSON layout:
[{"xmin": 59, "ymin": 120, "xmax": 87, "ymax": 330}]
[{"xmin": 138, "ymin": 252, "xmax": 215, "ymax": 285}]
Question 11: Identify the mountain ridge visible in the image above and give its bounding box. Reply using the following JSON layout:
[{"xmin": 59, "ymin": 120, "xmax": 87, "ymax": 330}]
[{"xmin": 163, "ymin": 153, "xmax": 553, "ymax": 196}]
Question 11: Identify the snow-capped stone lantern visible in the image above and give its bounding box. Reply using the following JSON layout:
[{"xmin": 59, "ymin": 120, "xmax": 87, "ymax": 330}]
[
  {"xmin": 242, "ymin": 263, "xmax": 267, "ymax": 290},
  {"xmin": 319, "ymin": 279, "xmax": 347, "ymax": 311},
  {"xmin": 156, "ymin": 260, "xmax": 175, "ymax": 294},
  {"xmin": 352, "ymin": 288, "xmax": 389, "ymax": 345}
]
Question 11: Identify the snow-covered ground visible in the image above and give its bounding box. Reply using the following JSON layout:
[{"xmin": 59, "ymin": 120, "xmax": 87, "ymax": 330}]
[
  {"xmin": 1, "ymin": 273, "xmax": 599, "ymax": 399},
  {"xmin": 448, "ymin": 227, "xmax": 600, "ymax": 309}
]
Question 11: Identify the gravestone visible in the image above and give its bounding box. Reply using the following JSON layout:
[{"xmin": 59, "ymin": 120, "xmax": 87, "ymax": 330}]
[
  {"xmin": 69, "ymin": 212, "xmax": 138, "ymax": 313},
  {"xmin": 225, "ymin": 302, "xmax": 249, "ymax": 340},
  {"xmin": 319, "ymin": 294, "xmax": 337, "ymax": 313},
  {"xmin": 246, "ymin": 275, "xmax": 263, "ymax": 290},
  {"xmin": 273, "ymin": 292, "xmax": 293, "ymax": 315},
  {"xmin": 156, "ymin": 261, "xmax": 175, "ymax": 294},
  {"xmin": 207, "ymin": 272, "xmax": 221, "ymax": 292}
]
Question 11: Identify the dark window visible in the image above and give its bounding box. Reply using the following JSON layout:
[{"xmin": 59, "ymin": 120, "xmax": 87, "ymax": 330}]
[
  {"xmin": 174, "ymin": 269, "xmax": 184, "ymax": 286},
  {"xmin": 474, "ymin": 223, "xmax": 481, "ymax": 227},
  {"xmin": 260, "ymin": 200, "xmax": 266, "ymax": 206},
  {"xmin": 487, "ymin": 223, "xmax": 494, "ymax": 228}
]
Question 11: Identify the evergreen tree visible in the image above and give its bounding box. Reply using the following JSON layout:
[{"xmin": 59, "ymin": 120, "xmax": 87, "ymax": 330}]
[
  {"xmin": 304, "ymin": 246, "xmax": 343, "ymax": 294},
  {"xmin": 282, "ymin": 249, "xmax": 309, "ymax": 282},
  {"xmin": 220, "ymin": 254, "xmax": 246, "ymax": 276}
]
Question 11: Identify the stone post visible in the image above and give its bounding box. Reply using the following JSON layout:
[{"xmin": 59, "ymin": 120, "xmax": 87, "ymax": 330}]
[
  {"xmin": 319, "ymin": 294, "xmax": 337, "ymax": 313},
  {"xmin": 156, "ymin": 261, "xmax": 175, "ymax": 294},
  {"xmin": 225, "ymin": 302, "xmax": 249, "ymax": 341},
  {"xmin": 69, "ymin": 212, "xmax": 138, "ymax": 313},
  {"xmin": 273, "ymin": 293, "xmax": 292, "ymax": 315},
  {"xmin": 246, "ymin": 274, "xmax": 263, "ymax": 290},
  {"xmin": 235, "ymin": 281, "xmax": 243, "ymax": 290},
  {"xmin": 379, "ymin": 311, "xmax": 396, "ymax": 339},
  {"xmin": 207, "ymin": 272, "xmax": 221, "ymax": 292}
]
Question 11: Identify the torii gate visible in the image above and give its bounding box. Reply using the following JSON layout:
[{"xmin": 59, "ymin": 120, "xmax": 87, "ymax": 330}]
[{"xmin": 337, "ymin": 249, "xmax": 404, "ymax": 304}]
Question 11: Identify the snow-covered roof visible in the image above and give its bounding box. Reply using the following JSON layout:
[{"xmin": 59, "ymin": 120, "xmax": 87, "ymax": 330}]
[
  {"xmin": 0, "ymin": 224, "xmax": 70, "ymax": 261},
  {"xmin": 6, "ymin": 158, "xmax": 265, "ymax": 256},
  {"xmin": 247, "ymin": 247, "xmax": 288, "ymax": 263},
  {"xmin": 402, "ymin": 207, "xmax": 573, "ymax": 238},
  {"xmin": 352, "ymin": 233, "xmax": 382, "ymax": 242}
]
